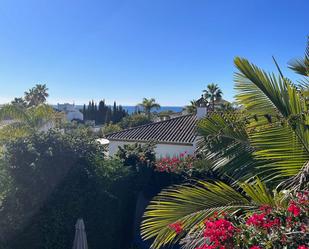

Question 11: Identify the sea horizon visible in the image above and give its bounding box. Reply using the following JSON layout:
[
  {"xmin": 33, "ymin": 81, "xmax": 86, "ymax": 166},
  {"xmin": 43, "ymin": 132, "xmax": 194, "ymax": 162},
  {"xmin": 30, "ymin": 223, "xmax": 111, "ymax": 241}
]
[{"xmin": 53, "ymin": 104, "xmax": 183, "ymax": 114}]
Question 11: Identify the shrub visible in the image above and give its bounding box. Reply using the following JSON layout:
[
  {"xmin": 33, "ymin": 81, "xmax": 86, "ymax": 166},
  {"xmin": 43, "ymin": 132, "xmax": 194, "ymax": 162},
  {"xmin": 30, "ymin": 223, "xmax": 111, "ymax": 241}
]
[
  {"xmin": 173, "ymin": 191, "xmax": 309, "ymax": 249},
  {"xmin": 116, "ymin": 142, "xmax": 156, "ymax": 193},
  {"xmin": 0, "ymin": 131, "xmax": 136, "ymax": 249},
  {"xmin": 101, "ymin": 122, "xmax": 122, "ymax": 135},
  {"xmin": 120, "ymin": 114, "xmax": 152, "ymax": 129},
  {"xmin": 155, "ymin": 152, "xmax": 218, "ymax": 180},
  {"xmin": 155, "ymin": 152, "xmax": 195, "ymax": 174},
  {"xmin": 116, "ymin": 142, "xmax": 156, "ymax": 169}
]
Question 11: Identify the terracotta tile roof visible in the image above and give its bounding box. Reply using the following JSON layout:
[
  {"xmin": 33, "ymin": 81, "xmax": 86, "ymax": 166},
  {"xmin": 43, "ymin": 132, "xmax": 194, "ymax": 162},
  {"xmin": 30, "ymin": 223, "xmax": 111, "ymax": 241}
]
[{"xmin": 105, "ymin": 114, "xmax": 197, "ymax": 144}]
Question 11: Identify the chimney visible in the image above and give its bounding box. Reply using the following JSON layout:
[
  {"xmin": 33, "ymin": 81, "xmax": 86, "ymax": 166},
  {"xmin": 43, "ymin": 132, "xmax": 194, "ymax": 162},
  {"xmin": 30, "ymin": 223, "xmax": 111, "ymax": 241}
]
[{"xmin": 196, "ymin": 95, "xmax": 208, "ymax": 120}]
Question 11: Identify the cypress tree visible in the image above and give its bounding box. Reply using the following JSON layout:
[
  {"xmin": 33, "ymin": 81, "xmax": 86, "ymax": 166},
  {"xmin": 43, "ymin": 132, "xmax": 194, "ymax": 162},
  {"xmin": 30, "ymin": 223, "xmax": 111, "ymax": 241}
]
[
  {"xmin": 94, "ymin": 103, "xmax": 98, "ymax": 124},
  {"xmin": 98, "ymin": 100, "xmax": 105, "ymax": 124},
  {"xmin": 87, "ymin": 101, "xmax": 92, "ymax": 121},
  {"xmin": 83, "ymin": 104, "xmax": 87, "ymax": 120},
  {"xmin": 112, "ymin": 101, "xmax": 117, "ymax": 123},
  {"xmin": 91, "ymin": 100, "xmax": 95, "ymax": 121},
  {"xmin": 105, "ymin": 108, "xmax": 112, "ymax": 124},
  {"xmin": 83, "ymin": 99, "xmax": 127, "ymax": 124}
]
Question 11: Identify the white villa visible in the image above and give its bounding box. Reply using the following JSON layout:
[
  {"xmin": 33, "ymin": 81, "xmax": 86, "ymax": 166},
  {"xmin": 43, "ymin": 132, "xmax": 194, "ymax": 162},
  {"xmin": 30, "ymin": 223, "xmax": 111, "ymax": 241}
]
[
  {"xmin": 104, "ymin": 97, "xmax": 211, "ymax": 158},
  {"xmin": 56, "ymin": 103, "xmax": 84, "ymax": 122}
]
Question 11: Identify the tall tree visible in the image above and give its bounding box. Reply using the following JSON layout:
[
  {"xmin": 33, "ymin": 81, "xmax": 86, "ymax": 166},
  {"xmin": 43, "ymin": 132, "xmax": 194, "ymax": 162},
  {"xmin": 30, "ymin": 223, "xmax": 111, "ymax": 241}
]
[
  {"xmin": 185, "ymin": 100, "xmax": 198, "ymax": 114},
  {"xmin": 83, "ymin": 99, "xmax": 128, "ymax": 124},
  {"xmin": 82, "ymin": 104, "xmax": 87, "ymax": 120},
  {"xmin": 203, "ymin": 83, "xmax": 222, "ymax": 111},
  {"xmin": 98, "ymin": 100, "xmax": 107, "ymax": 124},
  {"xmin": 11, "ymin": 98, "xmax": 27, "ymax": 108},
  {"xmin": 105, "ymin": 108, "xmax": 112, "ymax": 124},
  {"xmin": 24, "ymin": 84, "xmax": 49, "ymax": 107},
  {"xmin": 137, "ymin": 98, "xmax": 161, "ymax": 118},
  {"xmin": 112, "ymin": 101, "xmax": 117, "ymax": 123}
]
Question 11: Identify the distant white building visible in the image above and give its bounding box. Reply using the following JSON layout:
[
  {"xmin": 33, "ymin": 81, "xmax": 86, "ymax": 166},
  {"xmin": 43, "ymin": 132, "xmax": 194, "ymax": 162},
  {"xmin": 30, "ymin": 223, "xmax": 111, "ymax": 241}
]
[
  {"xmin": 105, "ymin": 114, "xmax": 197, "ymax": 158},
  {"xmin": 103, "ymin": 96, "xmax": 231, "ymax": 158},
  {"xmin": 57, "ymin": 103, "xmax": 84, "ymax": 122},
  {"xmin": 104, "ymin": 97, "xmax": 210, "ymax": 158}
]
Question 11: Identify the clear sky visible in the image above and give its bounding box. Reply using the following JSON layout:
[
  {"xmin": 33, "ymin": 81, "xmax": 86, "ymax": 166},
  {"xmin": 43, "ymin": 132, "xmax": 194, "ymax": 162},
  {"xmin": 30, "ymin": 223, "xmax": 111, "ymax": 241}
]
[{"xmin": 0, "ymin": 0, "xmax": 308, "ymax": 106}]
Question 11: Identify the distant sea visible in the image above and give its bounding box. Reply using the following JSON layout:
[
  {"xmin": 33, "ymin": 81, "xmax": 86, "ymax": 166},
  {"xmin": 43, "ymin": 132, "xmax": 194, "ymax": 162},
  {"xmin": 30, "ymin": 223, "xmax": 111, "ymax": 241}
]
[
  {"xmin": 121, "ymin": 106, "xmax": 184, "ymax": 114},
  {"xmin": 54, "ymin": 105, "xmax": 183, "ymax": 114}
]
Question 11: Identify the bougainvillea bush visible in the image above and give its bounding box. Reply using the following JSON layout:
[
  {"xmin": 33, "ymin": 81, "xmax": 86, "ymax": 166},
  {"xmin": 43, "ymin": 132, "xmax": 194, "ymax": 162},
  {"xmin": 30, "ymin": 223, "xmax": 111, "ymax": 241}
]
[
  {"xmin": 155, "ymin": 152, "xmax": 195, "ymax": 174},
  {"xmin": 169, "ymin": 191, "xmax": 309, "ymax": 249}
]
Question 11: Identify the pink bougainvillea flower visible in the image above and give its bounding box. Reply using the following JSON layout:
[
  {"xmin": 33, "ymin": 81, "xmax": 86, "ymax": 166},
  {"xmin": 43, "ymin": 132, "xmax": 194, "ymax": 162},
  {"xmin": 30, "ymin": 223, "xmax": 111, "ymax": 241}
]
[
  {"xmin": 168, "ymin": 221, "xmax": 183, "ymax": 234},
  {"xmin": 246, "ymin": 213, "xmax": 266, "ymax": 227},
  {"xmin": 262, "ymin": 217, "xmax": 280, "ymax": 229},
  {"xmin": 298, "ymin": 246, "xmax": 309, "ymax": 249},
  {"xmin": 288, "ymin": 201, "xmax": 301, "ymax": 217},
  {"xmin": 259, "ymin": 204, "xmax": 272, "ymax": 214},
  {"xmin": 203, "ymin": 218, "xmax": 235, "ymax": 245},
  {"xmin": 250, "ymin": 246, "xmax": 262, "ymax": 249}
]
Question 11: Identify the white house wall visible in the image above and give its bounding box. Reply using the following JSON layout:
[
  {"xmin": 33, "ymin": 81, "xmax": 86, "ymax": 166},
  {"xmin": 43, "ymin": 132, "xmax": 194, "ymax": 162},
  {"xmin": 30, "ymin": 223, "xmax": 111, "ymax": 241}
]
[
  {"xmin": 108, "ymin": 140, "xmax": 195, "ymax": 158},
  {"xmin": 66, "ymin": 111, "xmax": 84, "ymax": 121}
]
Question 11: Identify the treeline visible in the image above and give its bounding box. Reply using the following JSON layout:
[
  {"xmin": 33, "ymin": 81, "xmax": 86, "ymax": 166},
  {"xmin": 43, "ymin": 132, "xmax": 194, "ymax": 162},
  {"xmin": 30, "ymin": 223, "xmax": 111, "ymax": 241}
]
[{"xmin": 82, "ymin": 100, "xmax": 128, "ymax": 125}]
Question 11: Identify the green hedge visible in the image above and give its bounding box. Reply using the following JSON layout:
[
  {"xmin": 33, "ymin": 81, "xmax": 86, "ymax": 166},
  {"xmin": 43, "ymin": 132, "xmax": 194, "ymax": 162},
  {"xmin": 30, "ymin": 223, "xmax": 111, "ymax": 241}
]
[{"xmin": 0, "ymin": 131, "xmax": 136, "ymax": 249}]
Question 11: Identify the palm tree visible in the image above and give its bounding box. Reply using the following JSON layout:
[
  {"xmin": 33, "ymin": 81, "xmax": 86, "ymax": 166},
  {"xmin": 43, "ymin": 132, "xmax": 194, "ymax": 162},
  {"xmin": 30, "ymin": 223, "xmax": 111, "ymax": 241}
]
[
  {"xmin": 0, "ymin": 104, "xmax": 55, "ymax": 141},
  {"xmin": 203, "ymin": 83, "xmax": 223, "ymax": 111},
  {"xmin": 24, "ymin": 84, "xmax": 49, "ymax": 107},
  {"xmin": 185, "ymin": 100, "xmax": 198, "ymax": 114},
  {"xmin": 141, "ymin": 44, "xmax": 309, "ymax": 249},
  {"xmin": 137, "ymin": 98, "xmax": 161, "ymax": 118},
  {"xmin": 11, "ymin": 97, "xmax": 27, "ymax": 108}
]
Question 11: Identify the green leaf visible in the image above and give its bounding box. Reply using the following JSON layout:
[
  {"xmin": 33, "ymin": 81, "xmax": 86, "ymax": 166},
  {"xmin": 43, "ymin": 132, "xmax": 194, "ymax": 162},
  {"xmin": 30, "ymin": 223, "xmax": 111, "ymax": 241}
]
[
  {"xmin": 249, "ymin": 122, "xmax": 309, "ymax": 181},
  {"xmin": 197, "ymin": 112, "xmax": 264, "ymax": 180},
  {"xmin": 141, "ymin": 180, "xmax": 253, "ymax": 249}
]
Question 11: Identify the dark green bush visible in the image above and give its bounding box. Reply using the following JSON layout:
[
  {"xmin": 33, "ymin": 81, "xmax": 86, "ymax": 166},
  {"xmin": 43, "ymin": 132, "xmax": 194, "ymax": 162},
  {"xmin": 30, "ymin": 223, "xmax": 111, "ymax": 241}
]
[
  {"xmin": 119, "ymin": 114, "xmax": 152, "ymax": 129},
  {"xmin": 0, "ymin": 131, "xmax": 136, "ymax": 249}
]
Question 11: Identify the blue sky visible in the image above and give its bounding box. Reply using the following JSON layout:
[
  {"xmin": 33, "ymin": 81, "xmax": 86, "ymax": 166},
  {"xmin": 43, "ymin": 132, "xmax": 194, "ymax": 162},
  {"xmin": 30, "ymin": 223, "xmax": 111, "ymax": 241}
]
[{"xmin": 0, "ymin": 0, "xmax": 308, "ymax": 106}]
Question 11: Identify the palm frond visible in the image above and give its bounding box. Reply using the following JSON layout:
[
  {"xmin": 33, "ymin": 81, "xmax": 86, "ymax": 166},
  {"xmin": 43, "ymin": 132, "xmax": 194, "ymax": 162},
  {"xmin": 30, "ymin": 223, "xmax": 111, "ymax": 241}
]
[
  {"xmin": 240, "ymin": 177, "xmax": 274, "ymax": 206},
  {"xmin": 0, "ymin": 123, "xmax": 30, "ymax": 141},
  {"xmin": 234, "ymin": 57, "xmax": 306, "ymax": 119},
  {"xmin": 0, "ymin": 104, "xmax": 28, "ymax": 121},
  {"xmin": 27, "ymin": 104, "xmax": 55, "ymax": 127},
  {"xmin": 180, "ymin": 178, "xmax": 277, "ymax": 249},
  {"xmin": 234, "ymin": 58, "xmax": 282, "ymax": 116},
  {"xmin": 249, "ymin": 122, "xmax": 309, "ymax": 181},
  {"xmin": 288, "ymin": 37, "xmax": 309, "ymax": 77},
  {"xmin": 281, "ymin": 161, "xmax": 309, "ymax": 191},
  {"xmin": 0, "ymin": 104, "xmax": 56, "ymax": 141},
  {"xmin": 197, "ymin": 112, "xmax": 265, "ymax": 180},
  {"xmin": 141, "ymin": 180, "xmax": 253, "ymax": 249},
  {"xmin": 234, "ymin": 57, "xmax": 309, "ymax": 184},
  {"xmin": 141, "ymin": 177, "xmax": 280, "ymax": 249}
]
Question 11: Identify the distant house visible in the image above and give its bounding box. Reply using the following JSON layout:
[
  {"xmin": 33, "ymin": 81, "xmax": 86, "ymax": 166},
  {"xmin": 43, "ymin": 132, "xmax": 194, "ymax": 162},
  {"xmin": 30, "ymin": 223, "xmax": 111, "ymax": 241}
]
[
  {"xmin": 105, "ymin": 97, "xmax": 211, "ymax": 158},
  {"xmin": 106, "ymin": 114, "xmax": 197, "ymax": 158},
  {"xmin": 56, "ymin": 103, "xmax": 83, "ymax": 122}
]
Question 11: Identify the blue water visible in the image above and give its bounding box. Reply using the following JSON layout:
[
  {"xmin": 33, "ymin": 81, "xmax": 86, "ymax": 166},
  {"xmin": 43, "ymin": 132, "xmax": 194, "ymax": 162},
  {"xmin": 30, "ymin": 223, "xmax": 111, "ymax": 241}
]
[
  {"xmin": 122, "ymin": 106, "xmax": 183, "ymax": 114},
  {"xmin": 59, "ymin": 105, "xmax": 184, "ymax": 114}
]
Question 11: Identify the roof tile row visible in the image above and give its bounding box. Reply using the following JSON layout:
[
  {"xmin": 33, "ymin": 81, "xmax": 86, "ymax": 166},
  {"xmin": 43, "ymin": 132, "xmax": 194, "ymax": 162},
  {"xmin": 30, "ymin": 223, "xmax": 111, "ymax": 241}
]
[{"xmin": 105, "ymin": 114, "xmax": 197, "ymax": 144}]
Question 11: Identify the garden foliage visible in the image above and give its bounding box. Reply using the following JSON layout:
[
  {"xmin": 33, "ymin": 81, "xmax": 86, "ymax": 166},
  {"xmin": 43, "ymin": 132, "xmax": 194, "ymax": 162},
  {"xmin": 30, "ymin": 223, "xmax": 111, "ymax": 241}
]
[{"xmin": 0, "ymin": 131, "xmax": 136, "ymax": 249}]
